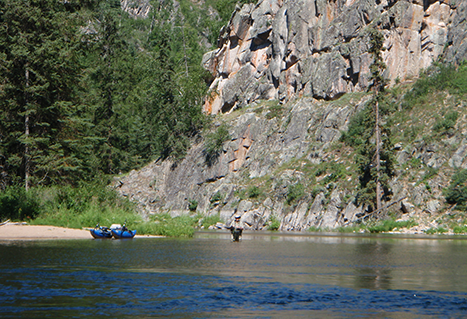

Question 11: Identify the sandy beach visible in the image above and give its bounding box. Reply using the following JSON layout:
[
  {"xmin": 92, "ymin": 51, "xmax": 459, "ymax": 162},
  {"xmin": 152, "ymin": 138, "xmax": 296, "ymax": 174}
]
[
  {"xmin": 0, "ymin": 223, "xmax": 91, "ymax": 240},
  {"xmin": 0, "ymin": 223, "xmax": 162, "ymax": 240}
]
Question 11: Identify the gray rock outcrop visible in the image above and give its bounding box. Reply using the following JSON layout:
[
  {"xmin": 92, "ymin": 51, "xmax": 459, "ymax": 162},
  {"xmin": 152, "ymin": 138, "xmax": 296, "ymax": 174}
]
[
  {"xmin": 203, "ymin": 0, "xmax": 463, "ymax": 114},
  {"xmin": 114, "ymin": 88, "xmax": 467, "ymax": 231},
  {"xmin": 115, "ymin": 96, "xmax": 367, "ymax": 230},
  {"xmin": 445, "ymin": 0, "xmax": 467, "ymax": 65}
]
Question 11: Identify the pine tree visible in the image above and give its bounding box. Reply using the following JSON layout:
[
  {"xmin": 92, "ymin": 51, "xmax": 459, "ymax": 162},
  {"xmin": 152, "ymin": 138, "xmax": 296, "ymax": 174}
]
[
  {"xmin": 369, "ymin": 27, "xmax": 385, "ymax": 210},
  {"xmin": 354, "ymin": 27, "xmax": 395, "ymax": 210},
  {"xmin": 79, "ymin": 0, "xmax": 145, "ymax": 174},
  {"xmin": 0, "ymin": 0, "xmax": 210, "ymax": 188},
  {"xmin": 141, "ymin": 4, "xmax": 207, "ymax": 160},
  {"xmin": 0, "ymin": 0, "xmax": 86, "ymax": 189},
  {"xmin": 342, "ymin": 27, "xmax": 396, "ymax": 211}
]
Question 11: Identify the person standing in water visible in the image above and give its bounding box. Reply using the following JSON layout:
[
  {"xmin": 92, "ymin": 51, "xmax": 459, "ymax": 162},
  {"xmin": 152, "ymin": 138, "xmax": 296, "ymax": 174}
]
[{"xmin": 230, "ymin": 215, "xmax": 243, "ymax": 242}]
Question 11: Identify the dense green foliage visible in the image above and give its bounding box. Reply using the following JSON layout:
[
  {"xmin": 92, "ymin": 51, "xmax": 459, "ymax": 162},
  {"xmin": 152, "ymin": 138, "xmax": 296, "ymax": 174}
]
[
  {"xmin": 444, "ymin": 169, "xmax": 467, "ymax": 211},
  {"xmin": 0, "ymin": 0, "xmax": 87, "ymax": 187},
  {"xmin": 267, "ymin": 215, "xmax": 280, "ymax": 231},
  {"xmin": 76, "ymin": 0, "xmax": 209, "ymax": 172},
  {"xmin": 247, "ymin": 185, "xmax": 261, "ymax": 198},
  {"xmin": 204, "ymin": 123, "xmax": 231, "ymax": 166},
  {"xmin": 0, "ymin": 0, "xmax": 245, "ymax": 232},
  {"xmin": 367, "ymin": 219, "xmax": 417, "ymax": 233},
  {"xmin": 0, "ymin": 186, "xmax": 41, "ymax": 221},
  {"xmin": 200, "ymin": 213, "xmax": 222, "ymax": 228},
  {"xmin": 188, "ymin": 199, "xmax": 198, "ymax": 211},
  {"xmin": 340, "ymin": 97, "xmax": 396, "ymax": 208},
  {"xmin": 425, "ymin": 227, "xmax": 448, "ymax": 235},
  {"xmin": 335, "ymin": 218, "xmax": 418, "ymax": 233},
  {"xmin": 1, "ymin": 180, "xmax": 136, "ymax": 225},
  {"xmin": 0, "ymin": 181, "xmax": 198, "ymax": 237},
  {"xmin": 453, "ymin": 225, "xmax": 467, "ymax": 234},
  {"xmin": 286, "ymin": 183, "xmax": 305, "ymax": 205},
  {"xmin": 0, "ymin": 0, "xmax": 243, "ymax": 190},
  {"xmin": 138, "ymin": 213, "xmax": 197, "ymax": 237}
]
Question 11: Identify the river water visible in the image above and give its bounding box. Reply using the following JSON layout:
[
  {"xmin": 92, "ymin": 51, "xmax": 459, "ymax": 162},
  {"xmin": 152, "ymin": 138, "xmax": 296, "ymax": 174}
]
[{"xmin": 1, "ymin": 231, "xmax": 467, "ymax": 318}]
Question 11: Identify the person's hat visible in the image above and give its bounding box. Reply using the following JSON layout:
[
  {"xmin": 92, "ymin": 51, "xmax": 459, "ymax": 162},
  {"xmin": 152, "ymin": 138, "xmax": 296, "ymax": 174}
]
[{"xmin": 234, "ymin": 215, "xmax": 241, "ymax": 219}]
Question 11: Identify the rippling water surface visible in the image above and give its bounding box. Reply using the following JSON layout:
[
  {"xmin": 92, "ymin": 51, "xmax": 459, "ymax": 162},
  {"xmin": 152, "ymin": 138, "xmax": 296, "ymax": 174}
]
[{"xmin": 2, "ymin": 231, "xmax": 467, "ymax": 318}]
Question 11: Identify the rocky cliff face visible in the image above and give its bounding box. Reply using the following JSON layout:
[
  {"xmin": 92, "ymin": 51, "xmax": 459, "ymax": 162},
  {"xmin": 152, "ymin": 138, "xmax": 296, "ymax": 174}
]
[
  {"xmin": 113, "ymin": 0, "xmax": 467, "ymax": 232},
  {"xmin": 114, "ymin": 87, "xmax": 467, "ymax": 232},
  {"xmin": 115, "ymin": 95, "xmax": 368, "ymax": 230},
  {"xmin": 202, "ymin": 0, "xmax": 466, "ymax": 114}
]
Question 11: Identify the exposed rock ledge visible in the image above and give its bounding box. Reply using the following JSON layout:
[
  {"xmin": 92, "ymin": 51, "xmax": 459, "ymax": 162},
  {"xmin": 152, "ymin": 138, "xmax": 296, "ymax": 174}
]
[
  {"xmin": 113, "ymin": 91, "xmax": 467, "ymax": 232},
  {"xmin": 202, "ymin": 0, "xmax": 467, "ymax": 114}
]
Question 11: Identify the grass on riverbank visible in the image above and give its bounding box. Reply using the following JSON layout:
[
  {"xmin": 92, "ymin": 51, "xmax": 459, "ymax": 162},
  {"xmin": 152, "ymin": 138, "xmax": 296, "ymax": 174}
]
[
  {"xmin": 1, "ymin": 184, "xmax": 198, "ymax": 237},
  {"xmin": 330, "ymin": 218, "xmax": 419, "ymax": 234},
  {"xmin": 31, "ymin": 209, "xmax": 198, "ymax": 238}
]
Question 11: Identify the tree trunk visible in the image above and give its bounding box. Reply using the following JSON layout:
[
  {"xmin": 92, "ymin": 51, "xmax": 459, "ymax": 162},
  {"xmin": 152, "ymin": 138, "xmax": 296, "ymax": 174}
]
[
  {"xmin": 375, "ymin": 99, "xmax": 381, "ymax": 211},
  {"xmin": 24, "ymin": 68, "xmax": 30, "ymax": 192}
]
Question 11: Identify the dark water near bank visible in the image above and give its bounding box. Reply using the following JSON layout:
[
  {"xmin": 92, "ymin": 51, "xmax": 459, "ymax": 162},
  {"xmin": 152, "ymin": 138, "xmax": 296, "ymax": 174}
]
[{"xmin": 1, "ymin": 231, "xmax": 467, "ymax": 318}]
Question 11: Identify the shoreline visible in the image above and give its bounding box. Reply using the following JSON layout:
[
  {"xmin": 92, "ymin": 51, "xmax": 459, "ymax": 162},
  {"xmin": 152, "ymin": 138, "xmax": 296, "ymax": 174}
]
[
  {"xmin": 2, "ymin": 222, "xmax": 466, "ymax": 241},
  {"xmin": 0, "ymin": 223, "xmax": 163, "ymax": 241}
]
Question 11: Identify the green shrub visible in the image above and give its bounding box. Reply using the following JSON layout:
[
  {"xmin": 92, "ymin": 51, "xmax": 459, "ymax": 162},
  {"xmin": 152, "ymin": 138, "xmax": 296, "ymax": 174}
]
[
  {"xmin": 453, "ymin": 225, "xmax": 467, "ymax": 234},
  {"xmin": 308, "ymin": 226, "xmax": 323, "ymax": 232},
  {"xmin": 210, "ymin": 191, "xmax": 223, "ymax": 203},
  {"xmin": 247, "ymin": 186, "xmax": 261, "ymax": 198},
  {"xmin": 367, "ymin": 219, "xmax": 417, "ymax": 233},
  {"xmin": 33, "ymin": 206, "xmax": 141, "ymax": 230},
  {"xmin": 444, "ymin": 169, "xmax": 467, "ymax": 210},
  {"xmin": 142, "ymin": 213, "xmax": 196, "ymax": 237},
  {"xmin": 337, "ymin": 226, "xmax": 361, "ymax": 233},
  {"xmin": 409, "ymin": 157, "xmax": 422, "ymax": 168},
  {"xmin": 204, "ymin": 123, "xmax": 231, "ymax": 166},
  {"xmin": 265, "ymin": 102, "xmax": 283, "ymax": 120},
  {"xmin": 200, "ymin": 213, "xmax": 222, "ymax": 228},
  {"xmin": 188, "ymin": 199, "xmax": 198, "ymax": 211},
  {"xmin": 425, "ymin": 227, "xmax": 448, "ymax": 235},
  {"xmin": 340, "ymin": 105, "xmax": 373, "ymax": 147},
  {"xmin": 0, "ymin": 186, "xmax": 41, "ymax": 221},
  {"xmin": 267, "ymin": 215, "xmax": 281, "ymax": 231},
  {"xmin": 286, "ymin": 183, "xmax": 305, "ymax": 205},
  {"xmin": 433, "ymin": 111, "xmax": 458, "ymax": 132}
]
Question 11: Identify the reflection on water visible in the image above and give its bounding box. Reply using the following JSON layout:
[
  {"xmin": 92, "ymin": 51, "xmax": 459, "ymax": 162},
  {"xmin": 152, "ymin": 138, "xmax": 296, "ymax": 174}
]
[{"xmin": 1, "ymin": 231, "xmax": 467, "ymax": 318}]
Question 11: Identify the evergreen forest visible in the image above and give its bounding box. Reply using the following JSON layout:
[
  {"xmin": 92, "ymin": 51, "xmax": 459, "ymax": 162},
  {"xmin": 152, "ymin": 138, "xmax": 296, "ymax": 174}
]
[{"xmin": 0, "ymin": 0, "xmax": 250, "ymax": 231}]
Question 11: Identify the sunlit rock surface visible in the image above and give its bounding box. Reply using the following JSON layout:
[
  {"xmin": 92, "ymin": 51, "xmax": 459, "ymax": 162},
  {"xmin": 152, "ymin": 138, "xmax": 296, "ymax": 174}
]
[{"xmin": 203, "ymin": 0, "xmax": 464, "ymax": 115}]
